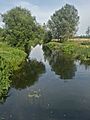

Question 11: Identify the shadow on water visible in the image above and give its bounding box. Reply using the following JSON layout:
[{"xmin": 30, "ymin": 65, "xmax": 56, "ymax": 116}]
[
  {"xmin": 11, "ymin": 59, "xmax": 45, "ymax": 90},
  {"xmin": 43, "ymin": 46, "xmax": 77, "ymax": 80}
]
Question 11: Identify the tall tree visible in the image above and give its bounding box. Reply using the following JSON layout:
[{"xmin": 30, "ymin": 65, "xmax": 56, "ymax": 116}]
[
  {"xmin": 1, "ymin": 7, "xmax": 43, "ymax": 52},
  {"xmin": 48, "ymin": 4, "xmax": 79, "ymax": 42}
]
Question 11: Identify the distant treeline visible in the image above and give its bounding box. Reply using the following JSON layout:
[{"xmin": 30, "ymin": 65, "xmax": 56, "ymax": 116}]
[{"xmin": 74, "ymin": 36, "xmax": 90, "ymax": 39}]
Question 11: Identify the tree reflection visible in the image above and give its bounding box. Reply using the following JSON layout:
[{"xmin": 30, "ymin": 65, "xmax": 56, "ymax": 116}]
[
  {"xmin": 43, "ymin": 46, "xmax": 77, "ymax": 80},
  {"xmin": 11, "ymin": 60, "xmax": 45, "ymax": 89},
  {"xmin": 80, "ymin": 60, "xmax": 90, "ymax": 70}
]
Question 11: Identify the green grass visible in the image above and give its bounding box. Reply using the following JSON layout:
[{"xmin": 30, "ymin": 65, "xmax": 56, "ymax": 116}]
[{"xmin": 0, "ymin": 42, "xmax": 26, "ymax": 100}]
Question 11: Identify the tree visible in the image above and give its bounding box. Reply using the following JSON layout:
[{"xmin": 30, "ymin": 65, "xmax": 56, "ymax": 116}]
[
  {"xmin": 1, "ymin": 7, "xmax": 42, "ymax": 52},
  {"xmin": 48, "ymin": 4, "xmax": 79, "ymax": 42},
  {"xmin": 0, "ymin": 28, "xmax": 3, "ymax": 41},
  {"xmin": 86, "ymin": 26, "xmax": 90, "ymax": 37},
  {"xmin": 34, "ymin": 23, "xmax": 45, "ymax": 42},
  {"xmin": 43, "ymin": 31, "xmax": 52, "ymax": 43}
]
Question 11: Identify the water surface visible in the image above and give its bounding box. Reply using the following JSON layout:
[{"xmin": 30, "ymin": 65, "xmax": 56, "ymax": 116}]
[{"xmin": 0, "ymin": 45, "xmax": 90, "ymax": 120}]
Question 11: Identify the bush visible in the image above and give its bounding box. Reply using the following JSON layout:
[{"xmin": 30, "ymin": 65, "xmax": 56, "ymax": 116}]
[
  {"xmin": 0, "ymin": 42, "xmax": 26, "ymax": 100},
  {"xmin": 0, "ymin": 56, "xmax": 11, "ymax": 99}
]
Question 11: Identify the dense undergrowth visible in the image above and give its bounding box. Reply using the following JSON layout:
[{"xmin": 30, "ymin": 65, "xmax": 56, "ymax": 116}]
[
  {"xmin": 0, "ymin": 42, "xmax": 26, "ymax": 100},
  {"xmin": 44, "ymin": 41, "xmax": 90, "ymax": 62}
]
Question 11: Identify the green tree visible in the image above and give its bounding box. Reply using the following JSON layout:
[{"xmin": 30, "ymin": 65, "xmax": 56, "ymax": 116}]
[
  {"xmin": 0, "ymin": 28, "xmax": 3, "ymax": 40},
  {"xmin": 43, "ymin": 31, "xmax": 52, "ymax": 43},
  {"xmin": 48, "ymin": 4, "xmax": 79, "ymax": 42},
  {"xmin": 34, "ymin": 23, "xmax": 45, "ymax": 42},
  {"xmin": 1, "ymin": 7, "xmax": 41, "ymax": 52},
  {"xmin": 86, "ymin": 26, "xmax": 90, "ymax": 37}
]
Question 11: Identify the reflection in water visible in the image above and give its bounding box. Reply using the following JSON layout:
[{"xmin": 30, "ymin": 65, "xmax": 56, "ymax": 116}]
[
  {"xmin": 11, "ymin": 60, "xmax": 45, "ymax": 90},
  {"xmin": 43, "ymin": 46, "xmax": 77, "ymax": 79},
  {"xmin": 1, "ymin": 45, "xmax": 90, "ymax": 120},
  {"xmin": 80, "ymin": 60, "xmax": 90, "ymax": 70},
  {"xmin": 0, "ymin": 93, "xmax": 10, "ymax": 104},
  {"xmin": 29, "ymin": 44, "xmax": 45, "ymax": 63}
]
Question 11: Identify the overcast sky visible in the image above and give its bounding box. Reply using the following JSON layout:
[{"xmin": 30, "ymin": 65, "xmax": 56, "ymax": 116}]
[{"xmin": 0, "ymin": 0, "xmax": 90, "ymax": 35}]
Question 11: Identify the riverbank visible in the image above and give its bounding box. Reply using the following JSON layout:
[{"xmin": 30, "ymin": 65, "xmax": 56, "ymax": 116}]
[
  {"xmin": 0, "ymin": 42, "xmax": 26, "ymax": 100},
  {"xmin": 44, "ymin": 40, "xmax": 90, "ymax": 62}
]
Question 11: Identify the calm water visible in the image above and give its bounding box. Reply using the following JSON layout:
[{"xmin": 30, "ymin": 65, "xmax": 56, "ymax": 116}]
[{"xmin": 0, "ymin": 45, "xmax": 90, "ymax": 120}]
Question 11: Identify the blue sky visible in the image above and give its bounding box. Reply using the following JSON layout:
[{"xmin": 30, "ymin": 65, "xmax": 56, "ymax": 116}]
[{"xmin": 0, "ymin": 0, "xmax": 90, "ymax": 35}]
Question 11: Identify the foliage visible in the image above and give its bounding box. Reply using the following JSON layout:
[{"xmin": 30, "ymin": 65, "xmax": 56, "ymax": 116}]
[
  {"xmin": 44, "ymin": 41, "xmax": 90, "ymax": 62},
  {"xmin": 76, "ymin": 46, "xmax": 90, "ymax": 61},
  {"xmin": 48, "ymin": 4, "xmax": 79, "ymax": 42},
  {"xmin": 44, "ymin": 42, "xmax": 61, "ymax": 50},
  {"xmin": 0, "ymin": 6, "xmax": 45, "ymax": 100},
  {"xmin": 0, "ymin": 56, "xmax": 10, "ymax": 99},
  {"xmin": 35, "ymin": 24, "xmax": 45, "ymax": 42},
  {"xmin": 0, "ymin": 42, "xmax": 26, "ymax": 99},
  {"xmin": 43, "ymin": 31, "xmax": 52, "ymax": 43},
  {"xmin": 43, "ymin": 46, "xmax": 76, "ymax": 79},
  {"xmin": 0, "ymin": 28, "xmax": 5, "ymax": 42},
  {"xmin": 1, "ymin": 7, "xmax": 44, "ymax": 51},
  {"xmin": 61, "ymin": 42, "xmax": 90, "ymax": 61},
  {"xmin": 61, "ymin": 42, "xmax": 79, "ymax": 55},
  {"xmin": 86, "ymin": 26, "xmax": 90, "ymax": 37}
]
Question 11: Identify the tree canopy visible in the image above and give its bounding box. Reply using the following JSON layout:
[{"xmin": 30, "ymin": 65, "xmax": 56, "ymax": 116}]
[
  {"xmin": 1, "ymin": 7, "xmax": 44, "ymax": 51},
  {"xmin": 43, "ymin": 31, "xmax": 52, "ymax": 43},
  {"xmin": 48, "ymin": 4, "xmax": 79, "ymax": 42}
]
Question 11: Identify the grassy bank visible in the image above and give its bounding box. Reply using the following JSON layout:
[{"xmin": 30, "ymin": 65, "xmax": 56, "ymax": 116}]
[
  {"xmin": 44, "ymin": 40, "xmax": 90, "ymax": 62},
  {"xmin": 0, "ymin": 42, "xmax": 26, "ymax": 100}
]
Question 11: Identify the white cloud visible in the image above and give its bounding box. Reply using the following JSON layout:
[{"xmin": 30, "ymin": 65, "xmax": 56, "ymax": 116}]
[{"xmin": 15, "ymin": 1, "xmax": 53, "ymax": 24}]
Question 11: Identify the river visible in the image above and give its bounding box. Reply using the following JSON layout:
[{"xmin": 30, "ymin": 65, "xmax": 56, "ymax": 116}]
[{"xmin": 0, "ymin": 44, "xmax": 90, "ymax": 120}]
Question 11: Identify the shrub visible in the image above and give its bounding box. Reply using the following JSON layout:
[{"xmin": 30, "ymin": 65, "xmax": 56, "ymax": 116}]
[{"xmin": 0, "ymin": 42, "xmax": 26, "ymax": 100}]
